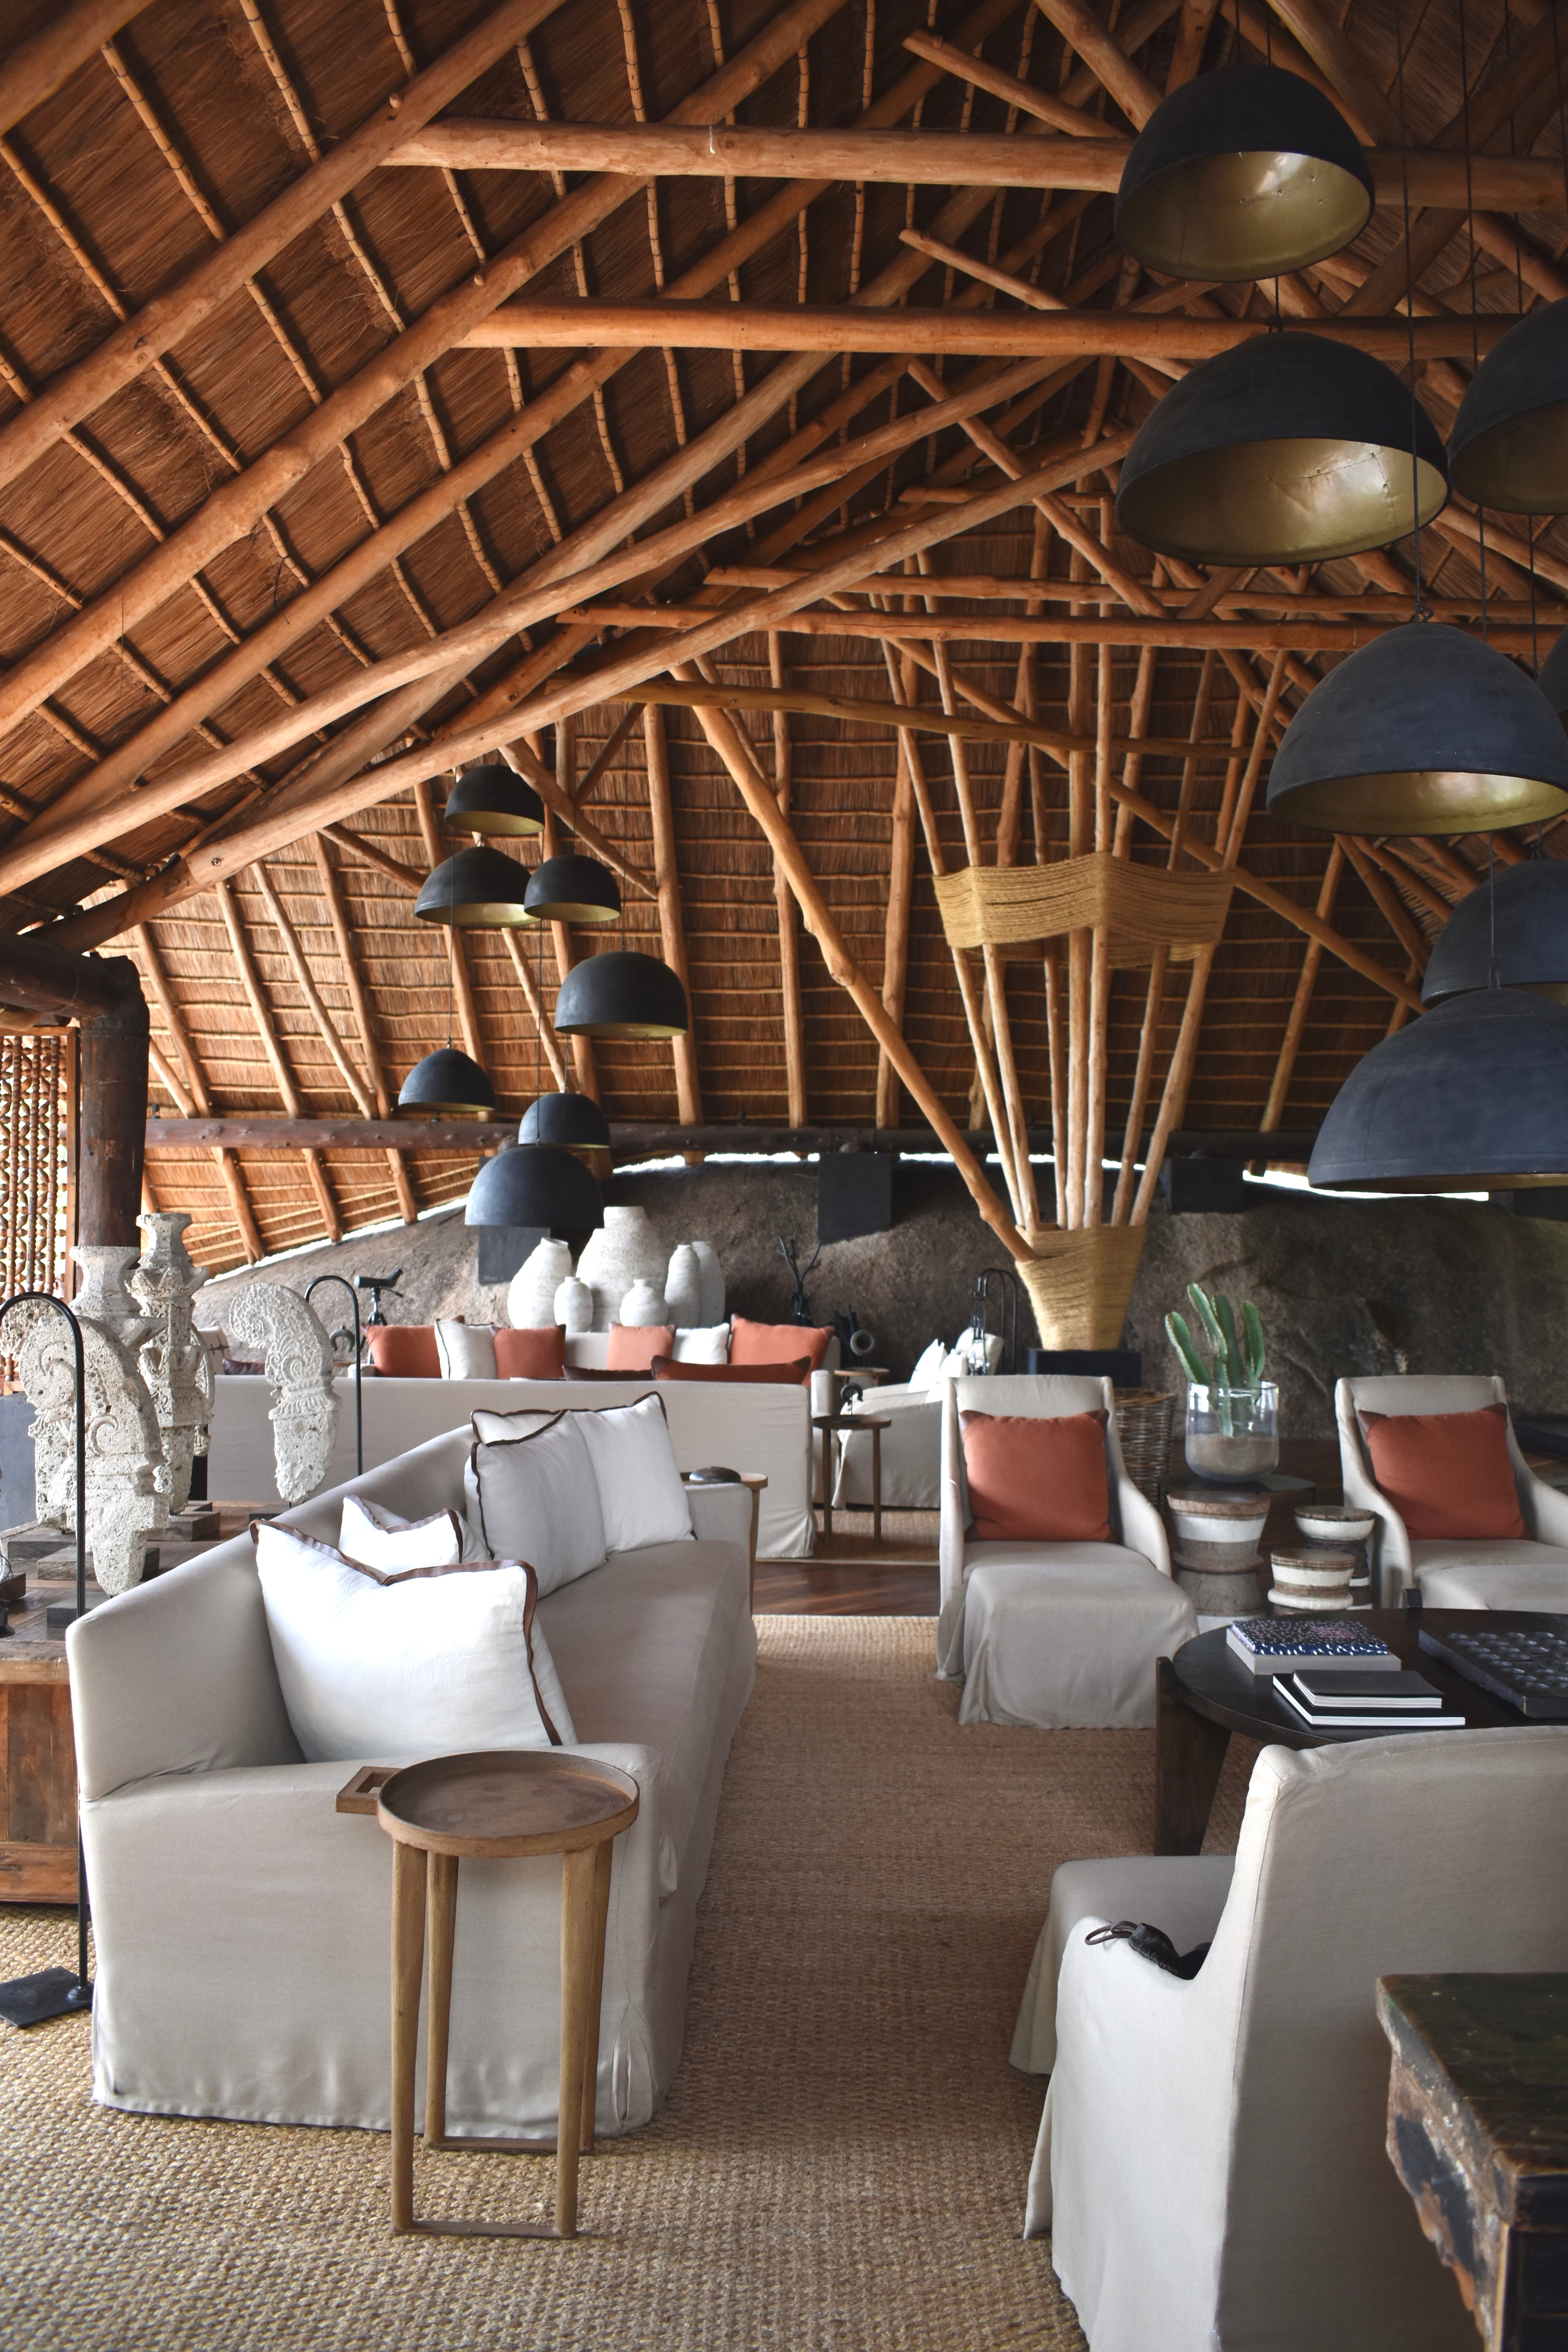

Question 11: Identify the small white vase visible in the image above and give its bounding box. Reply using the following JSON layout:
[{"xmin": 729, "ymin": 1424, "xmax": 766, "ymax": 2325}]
[
  {"xmin": 576, "ymin": 1206, "xmax": 666, "ymax": 1332},
  {"xmin": 665, "ymin": 1243, "xmax": 703, "ymax": 1330},
  {"xmin": 619, "ymin": 1278, "xmax": 669, "ymax": 1327},
  {"xmin": 554, "ymin": 1274, "xmax": 593, "ymax": 1333},
  {"xmin": 508, "ymin": 1237, "xmax": 572, "ymax": 1331},
  {"xmin": 691, "ymin": 1239, "xmax": 725, "ymax": 1326}
]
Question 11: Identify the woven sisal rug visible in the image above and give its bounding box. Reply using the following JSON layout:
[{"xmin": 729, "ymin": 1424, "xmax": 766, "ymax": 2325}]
[{"xmin": 0, "ymin": 1618, "xmax": 1250, "ymax": 2351}]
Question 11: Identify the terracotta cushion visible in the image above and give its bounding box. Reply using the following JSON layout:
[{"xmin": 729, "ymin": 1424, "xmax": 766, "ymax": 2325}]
[
  {"xmin": 365, "ymin": 1324, "xmax": 440, "ymax": 1379},
  {"xmin": 494, "ymin": 1326, "xmax": 567, "ymax": 1380},
  {"xmin": 1359, "ymin": 1403, "xmax": 1526, "ymax": 1540},
  {"xmin": 729, "ymin": 1315, "xmax": 833, "ymax": 1370},
  {"xmin": 960, "ymin": 1409, "xmax": 1112, "ymax": 1543},
  {"xmin": 606, "ymin": 1323, "xmax": 676, "ymax": 1372},
  {"xmin": 653, "ymin": 1356, "xmax": 813, "ymax": 1385}
]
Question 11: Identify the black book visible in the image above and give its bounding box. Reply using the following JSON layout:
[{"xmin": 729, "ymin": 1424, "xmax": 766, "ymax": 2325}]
[
  {"xmin": 1276, "ymin": 1677, "xmax": 1465, "ymax": 1731},
  {"xmin": 1290, "ymin": 1670, "xmax": 1446, "ymax": 1712}
]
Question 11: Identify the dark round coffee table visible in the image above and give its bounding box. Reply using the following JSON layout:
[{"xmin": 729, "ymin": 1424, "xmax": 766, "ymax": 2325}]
[{"xmin": 1154, "ymin": 1609, "xmax": 1548, "ymax": 1855}]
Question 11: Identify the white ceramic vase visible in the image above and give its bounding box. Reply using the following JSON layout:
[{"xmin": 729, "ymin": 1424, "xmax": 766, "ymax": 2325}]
[
  {"xmin": 575, "ymin": 1206, "xmax": 666, "ymax": 1332},
  {"xmin": 691, "ymin": 1239, "xmax": 725, "ymax": 1326},
  {"xmin": 507, "ymin": 1237, "xmax": 572, "ymax": 1331},
  {"xmin": 554, "ymin": 1275, "xmax": 594, "ymax": 1333},
  {"xmin": 619, "ymin": 1278, "xmax": 668, "ymax": 1327},
  {"xmin": 664, "ymin": 1244, "xmax": 703, "ymax": 1330}
]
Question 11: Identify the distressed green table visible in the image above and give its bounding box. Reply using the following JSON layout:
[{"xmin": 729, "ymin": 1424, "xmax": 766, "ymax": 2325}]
[{"xmin": 1377, "ymin": 1973, "xmax": 1568, "ymax": 2350}]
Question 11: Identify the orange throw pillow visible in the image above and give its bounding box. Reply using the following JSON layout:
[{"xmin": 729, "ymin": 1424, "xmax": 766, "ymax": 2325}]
[
  {"xmin": 730, "ymin": 1315, "xmax": 833, "ymax": 1370},
  {"xmin": 606, "ymin": 1323, "xmax": 675, "ymax": 1372},
  {"xmin": 494, "ymin": 1326, "xmax": 567, "ymax": 1380},
  {"xmin": 1359, "ymin": 1404, "xmax": 1525, "ymax": 1540},
  {"xmin": 960, "ymin": 1410, "xmax": 1111, "ymax": 1543},
  {"xmin": 365, "ymin": 1325, "xmax": 440, "ymax": 1379},
  {"xmin": 653, "ymin": 1356, "xmax": 812, "ymax": 1385}
]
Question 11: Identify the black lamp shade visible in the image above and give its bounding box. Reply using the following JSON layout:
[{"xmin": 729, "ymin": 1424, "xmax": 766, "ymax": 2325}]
[
  {"xmin": 465, "ymin": 1141, "xmax": 605, "ymax": 1230},
  {"xmin": 1116, "ymin": 66, "xmax": 1372, "ymax": 281},
  {"xmin": 397, "ymin": 1047, "xmax": 496, "ymax": 1116},
  {"xmin": 445, "ymin": 761, "xmax": 545, "ymax": 836},
  {"xmin": 1116, "ymin": 334, "xmax": 1449, "ymax": 565},
  {"xmin": 1423, "ymin": 861, "xmax": 1568, "ymax": 1006},
  {"xmin": 414, "ymin": 846, "xmax": 533, "ymax": 928},
  {"xmin": 1265, "ymin": 622, "xmax": 1568, "ymax": 835},
  {"xmin": 519, "ymin": 1090, "xmax": 613, "ymax": 1148},
  {"xmin": 1309, "ymin": 987, "xmax": 1568, "ymax": 1191},
  {"xmin": 1539, "ymin": 624, "xmax": 1568, "ymax": 715},
  {"xmin": 553, "ymin": 951, "xmax": 689, "ymax": 1039},
  {"xmin": 523, "ymin": 853, "xmax": 622, "ymax": 925},
  {"xmin": 1449, "ymin": 299, "xmax": 1568, "ymax": 514}
]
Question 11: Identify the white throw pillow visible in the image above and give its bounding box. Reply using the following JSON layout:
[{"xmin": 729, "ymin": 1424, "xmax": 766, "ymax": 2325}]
[
  {"xmin": 464, "ymin": 1411, "xmax": 607, "ymax": 1595},
  {"xmin": 575, "ymin": 1394, "xmax": 693, "ymax": 1553},
  {"xmin": 671, "ymin": 1324, "xmax": 730, "ymax": 1364},
  {"xmin": 254, "ymin": 1521, "xmax": 576, "ymax": 1761},
  {"xmin": 339, "ymin": 1493, "xmax": 486, "ymax": 1570},
  {"xmin": 909, "ymin": 1338, "xmax": 949, "ymax": 1393},
  {"xmin": 436, "ymin": 1319, "xmax": 498, "ymax": 1380}
]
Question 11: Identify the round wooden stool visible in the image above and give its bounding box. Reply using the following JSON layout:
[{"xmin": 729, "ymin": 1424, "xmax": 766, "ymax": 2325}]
[{"xmin": 376, "ymin": 1747, "xmax": 639, "ymax": 2241}]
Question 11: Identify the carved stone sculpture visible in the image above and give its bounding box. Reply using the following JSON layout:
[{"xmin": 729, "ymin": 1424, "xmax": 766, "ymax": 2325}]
[
  {"xmin": 225, "ymin": 1284, "xmax": 339, "ymax": 1505},
  {"xmin": 6, "ymin": 1298, "xmax": 168, "ymax": 1595},
  {"xmin": 69, "ymin": 1244, "xmax": 151, "ymax": 1345},
  {"xmin": 130, "ymin": 1212, "xmax": 213, "ymax": 1513}
]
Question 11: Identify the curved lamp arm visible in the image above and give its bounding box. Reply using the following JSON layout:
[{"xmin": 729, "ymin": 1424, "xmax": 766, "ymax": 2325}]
[{"xmin": 303, "ymin": 1274, "xmax": 362, "ymax": 1478}]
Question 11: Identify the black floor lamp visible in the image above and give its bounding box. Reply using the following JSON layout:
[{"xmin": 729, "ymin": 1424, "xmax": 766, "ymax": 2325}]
[
  {"xmin": 304, "ymin": 1274, "xmax": 362, "ymax": 1476},
  {"xmin": 0, "ymin": 1293, "xmax": 91, "ymax": 2029}
]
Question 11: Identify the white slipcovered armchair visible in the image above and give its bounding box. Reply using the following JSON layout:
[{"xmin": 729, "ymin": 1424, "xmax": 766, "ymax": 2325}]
[
  {"xmin": 1336, "ymin": 1372, "xmax": 1568, "ymax": 1607},
  {"xmin": 1022, "ymin": 1726, "xmax": 1568, "ymax": 2352},
  {"xmin": 937, "ymin": 1374, "xmax": 1195, "ymax": 1726}
]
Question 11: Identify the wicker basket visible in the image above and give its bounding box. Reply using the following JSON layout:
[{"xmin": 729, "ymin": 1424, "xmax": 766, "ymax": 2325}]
[
  {"xmin": 1113, "ymin": 1389, "xmax": 1177, "ymax": 1507},
  {"xmin": 1018, "ymin": 1223, "xmax": 1147, "ymax": 1351}
]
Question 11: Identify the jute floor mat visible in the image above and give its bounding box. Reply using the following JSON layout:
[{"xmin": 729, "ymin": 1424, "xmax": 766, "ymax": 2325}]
[{"xmin": 0, "ymin": 1619, "xmax": 1252, "ymax": 2352}]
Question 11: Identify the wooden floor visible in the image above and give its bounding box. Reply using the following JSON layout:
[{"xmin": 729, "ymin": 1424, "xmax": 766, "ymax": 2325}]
[{"xmin": 757, "ymin": 1508, "xmax": 940, "ymax": 1615}]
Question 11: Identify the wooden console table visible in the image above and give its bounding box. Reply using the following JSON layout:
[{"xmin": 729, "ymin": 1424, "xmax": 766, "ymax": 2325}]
[{"xmin": 0, "ymin": 1580, "xmax": 76, "ymax": 1902}]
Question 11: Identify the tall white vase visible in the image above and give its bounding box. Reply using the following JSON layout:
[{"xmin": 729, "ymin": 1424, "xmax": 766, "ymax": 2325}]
[
  {"xmin": 575, "ymin": 1207, "xmax": 666, "ymax": 1332},
  {"xmin": 508, "ymin": 1237, "xmax": 572, "ymax": 1330},
  {"xmin": 691, "ymin": 1239, "xmax": 725, "ymax": 1327},
  {"xmin": 664, "ymin": 1244, "xmax": 703, "ymax": 1330}
]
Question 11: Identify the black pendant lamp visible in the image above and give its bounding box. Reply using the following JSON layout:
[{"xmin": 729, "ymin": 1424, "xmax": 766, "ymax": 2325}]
[
  {"xmin": 445, "ymin": 760, "xmax": 545, "ymax": 837},
  {"xmin": 520, "ymin": 1090, "xmax": 613, "ymax": 1149},
  {"xmin": 397, "ymin": 1045, "xmax": 496, "ymax": 1116},
  {"xmin": 1539, "ymin": 623, "xmax": 1568, "ymax": 716},
  {"xmin": 1422, "ymin": 860, "xmax": 1568, "ymax": 1007},
  {"xmin": 465, "ymin": 1139, "xmax": 605, "ymax": 1231},
  {"xmin": 523, "ymin": 853, "xmax": 622, "ymax": 925},
  {"xmin": 414, "ymin": 847, "xmax": 534, "ymax": 928},
  {"xmin": 553, "ymin": 951, "xmax": 688, "ymax": 1039},
  {"xmin": 1116, "ymin": 335, "xmax": 1449, "ymax": 565},
  {"xmin": 1309, "ymin": 987, "xmax": 1568, "ymax": 1192},
  {"xmin": 1449, "ymin": 299, "xmax": 1568, "ymax": 514},
  {"xmin": 1266, "ymin": 622, "xmax": 1568, "ymax": 835},
  {"xmin": 1116, "ymin": 66, "xmax": 1372, "ymax": 282}
]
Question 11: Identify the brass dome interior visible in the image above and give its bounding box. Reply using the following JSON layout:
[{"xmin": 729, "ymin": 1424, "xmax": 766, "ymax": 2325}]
[{"xmin": 1117, "ymin": 150, "xmax": 1372, "ymax": 281}]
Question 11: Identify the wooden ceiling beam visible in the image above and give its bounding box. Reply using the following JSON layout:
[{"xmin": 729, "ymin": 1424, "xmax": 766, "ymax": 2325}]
[
  {"xmin": 0, "ymin": 0, "xmax": 153, "ymax": 137},
  {"xmin": 250, "ymin": 862, "xmax": 377, "ymax": 1119},
  {"xmin": 641, "ymin": 705, "xmax": 703, "ymax": 1127},
  {"xmin": 310, "ymin": 833, "xmax": 419, "ymax": 1224},
  {"xmin": 214, "ymin": 872, "xmax": 341, "ymax": 1244},
  {"xmin": 125, "ymin": 919, "xmax": 264, "ymax": 1256}
]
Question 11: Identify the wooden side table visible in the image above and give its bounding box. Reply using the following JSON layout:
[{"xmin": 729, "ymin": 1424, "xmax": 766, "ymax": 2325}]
[
  {"xmin": 812, "ymin": 1414, "xmax": 891, "ymax": 1542},
  {"xmin": 341, "ymin": 1748, "xmax": 639, "ymax": 2241},
  {"xmin": 682, "ymin": 1470, "xmax": 767, "ymax": 1608}
]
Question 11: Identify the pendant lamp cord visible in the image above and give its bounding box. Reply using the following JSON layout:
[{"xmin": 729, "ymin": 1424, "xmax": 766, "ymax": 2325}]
[
  {"xmin": 1391, "ymin": 0, "xmax": 1428, "ymax": 620},
  {"xmin": 1457, "ymin": 0, "xmax": 1491, "ymax": 643},
  {"xmin": 446, "ymin": 793, "xmax": 457, "ymax": 1053}
]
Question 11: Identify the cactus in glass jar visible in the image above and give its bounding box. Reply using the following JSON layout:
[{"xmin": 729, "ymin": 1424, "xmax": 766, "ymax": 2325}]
[{"xmin": 1165, "ymin": 1283, "xmax": 1265, "ymax": 1437}]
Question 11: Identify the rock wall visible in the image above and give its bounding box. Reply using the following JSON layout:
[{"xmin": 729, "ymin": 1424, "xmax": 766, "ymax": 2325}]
[{"xmin": 202, "ymin": 1167, "xmax": 1568, "ymax": 1441}]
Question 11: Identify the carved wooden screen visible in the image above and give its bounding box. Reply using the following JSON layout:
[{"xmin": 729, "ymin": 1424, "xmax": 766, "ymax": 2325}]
[{"xmin": 0, "ymin": 1031, "xmax": 73, "ymax": 1305}]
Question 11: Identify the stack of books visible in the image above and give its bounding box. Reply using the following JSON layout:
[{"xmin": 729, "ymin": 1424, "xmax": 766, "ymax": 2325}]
[
  {"xmin": 1274, "ymin": 1670, "xmax": 1465, "ymax": 1731},
  {"xmin": 1226, "ymin": 1617, "xmax": 1396, "ymax": 1675}
]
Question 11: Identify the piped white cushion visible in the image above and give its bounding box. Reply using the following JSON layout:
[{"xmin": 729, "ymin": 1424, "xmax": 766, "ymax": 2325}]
[
  {"xmin": 465, "ymin": 1411, "xmax": 607, "ymax": 1594},
  {"xmin": 671, "ymin": 1324, "xmax": 730, "ymax": 1365},
  {"xmin": 435, "ymin": 1319, "xmax": 498, "ymax": 1380},
  {"xmin": 472, "ymin": 1395, "xmax": 693, "ymax": 1556},
  {"xmin": 254, "ymin": 1521, "xmax": 575, "ymax": 1760},
  {"xmin": 339, "ymin": 1493, "xmax": 486, "ymax": 1571}
]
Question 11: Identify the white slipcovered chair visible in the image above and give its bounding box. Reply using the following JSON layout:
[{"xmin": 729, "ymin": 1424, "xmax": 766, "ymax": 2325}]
[
  {"xmin": 1020, "ymin": 1726, "xmax": 1568, "ymax": 2352},
  {"xmin": 1336, "ymin": 1372, "xmax": 1568, "ymax": 1607},
  {"xmin": 937, "ymin": 1374, "xmax": 1196, "ymax": 1727}
]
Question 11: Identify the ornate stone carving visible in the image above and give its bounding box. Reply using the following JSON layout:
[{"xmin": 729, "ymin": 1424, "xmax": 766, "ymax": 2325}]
[
  {"xmin": 130, "ymin": 1212, "xmax": 212, "ymax": 1513},
  {"xmin": 225, "ymin": 1284, "xmax": 339, "ymax": 1504},
  {"xmin": 6, "ymin": 1298, "xmax": 169, "ymax": 1596},
  {"xmin": 69, "ymin": 1245, "xmax": 152, "ymax": 1346}
]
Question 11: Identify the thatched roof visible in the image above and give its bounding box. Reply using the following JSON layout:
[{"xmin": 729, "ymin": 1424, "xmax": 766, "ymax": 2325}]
[{"xmin": 0, "ymin": 0, "xmax": 1561, "ymax": 1270}]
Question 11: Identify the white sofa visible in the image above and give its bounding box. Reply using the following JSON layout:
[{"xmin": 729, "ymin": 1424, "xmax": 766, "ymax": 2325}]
[
  {"xmin": 1336, "ymin": 1372, "xmax": 1568, "ymax": 1607},
  {"xmin": 208, "ymin": 1372, "xmax": 816, "ymax": 1557},
  {"xmin": 938, "ymin": 1374, "xmax": 1196, "ymax": 1727},
  {"xmin": 1022, "ymin": 1726, "xmax": 1568, "ymax": 2352},
  {"xmin": 69, "ymin": 1428, "xmax": 756, "ymax": 2141}
]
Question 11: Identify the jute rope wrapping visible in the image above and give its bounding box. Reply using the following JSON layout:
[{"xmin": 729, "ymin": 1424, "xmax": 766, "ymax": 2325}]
[
  {"xmin": 933, "ymin": 853, "xmax": 1234, "ymax": 966},
  {"xmin": 1016, "ymin": 1223, "xmax": 1148, "ymax": 1351}
]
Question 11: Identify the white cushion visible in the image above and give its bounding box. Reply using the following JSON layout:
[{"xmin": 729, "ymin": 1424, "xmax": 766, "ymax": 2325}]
[
  {"xmin": 575, "ymin": 1394, "xmax": 693, "ymax": 1553},
  {"xmin": 1414, "ymin": 1541, "xmax": 1568, "ymax": 1610},
  {"xmin": 909, "ymin": 1338, "xmax": 949, "ymax": 1392},
  {"xmin": 464, "ymin": 1410, "xmax": 607, "ymax": 1594},
  {"xmin": 253, "ymin": 1521, "xmax": 575, "ymax": 1761},
  {"xmin": 338, "ymin": 1492, "xmax": 486, "ymax": 1571},
  {"xmin": 435, "ymin": 1319, "xmax": 497, "ymax": 1380},
  {"xmin": 937, "ymin": 1332, "xmax": 1003, "ymax": 1381},
  {"xmin": 671, "ymin": 1324, "xmax": 730, "ymax": 1364}
]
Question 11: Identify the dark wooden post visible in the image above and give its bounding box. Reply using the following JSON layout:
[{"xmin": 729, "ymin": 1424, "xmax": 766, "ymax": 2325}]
[{"xmin": 0, "ymin": 940, "xmax": 149, "ymax": 1248}]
